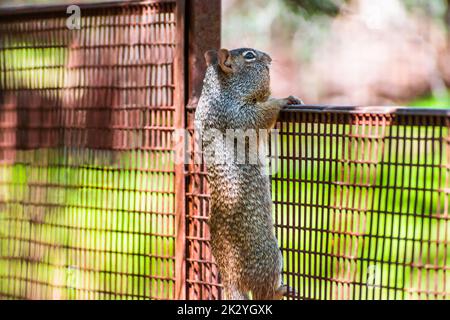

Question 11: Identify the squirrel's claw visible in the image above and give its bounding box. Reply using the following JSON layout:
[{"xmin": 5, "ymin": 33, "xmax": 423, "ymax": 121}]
[
  {"xmin": 285, "ymin": 95, "xmax": 304, "ymax": 106},
  {"xmin": 274, "ymin": 284, "xmax": 297, "ymax": 300}
]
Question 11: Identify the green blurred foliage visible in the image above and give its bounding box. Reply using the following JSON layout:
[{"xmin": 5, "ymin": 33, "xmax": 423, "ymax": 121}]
[
  {"xmin": 403, "ymin": 0, "xmax": 449, "ymax": 17},
  {"xmin": 282, "ymin": 0, "xmax": 450, "ymax": 23},
  {"xmin": 282, "ymin": 0, "xmax": 348, "ymax": 16},
  {"xmin": 409, "ymin": 90, "xmax": 450, "ymax": 108}
]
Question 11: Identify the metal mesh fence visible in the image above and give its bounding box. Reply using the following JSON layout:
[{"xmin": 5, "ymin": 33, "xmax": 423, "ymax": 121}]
[
  {"xmin": 185, "ymin": 105, "xmax": 221, "ymax": 300},
  {"xmin": 0, "ymin": 0, "xmax": 183, "ymax": 300},
  {"xmin": 185, "ymin": 106, "xmax": 450, "ymax": 300},
  {"xmin": 274, "ymin": 107, "xmax": 449, "ymax": 300}
]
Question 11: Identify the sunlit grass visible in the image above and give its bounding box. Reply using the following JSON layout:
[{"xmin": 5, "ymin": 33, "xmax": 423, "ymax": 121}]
[
  {"xmin": 408, "ymin": 91, "xmax": 450, "ymax": 108},
  {"xmin": 0, "ymin": 149, "xmax": 175, "ymax": 300}
]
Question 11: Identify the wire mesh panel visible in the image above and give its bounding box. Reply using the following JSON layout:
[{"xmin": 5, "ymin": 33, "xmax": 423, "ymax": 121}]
[
  {"xmin": 185, "ymin": 106, "xmax": 222, "ymax": 300},
  {"xmin": 0, "ymin": 0, "xmax": 184, "ymax": 300},
  {"xmin": 185, "ymin": 106, "xmax": 450, "ymax": 300},
  {"xmin": 275, "ymin": 107, "xmax": 449, "ymax": 300}
]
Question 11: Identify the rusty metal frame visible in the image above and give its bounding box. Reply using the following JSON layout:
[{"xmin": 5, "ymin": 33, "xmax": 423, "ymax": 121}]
[
  {"xmin": 184, "ymin": 0, "xmax": 222, "ymax": 300},
  {"xmin": 173, "ymin": 0, "xmax": 186, "ymax": 300},
  {"xmin": 0, "ymin": 0, "xmax": 176, "ymax": 17},
  {"xmin": 283, "ymin": 105, "xmax": 450, "ymax": 116}
]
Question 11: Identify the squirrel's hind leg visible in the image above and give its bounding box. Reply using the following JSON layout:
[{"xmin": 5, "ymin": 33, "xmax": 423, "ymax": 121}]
[
  {"xmin": 273, "ymin": 284, "xmax": 288, "ymax": 300},
  {"xmin": 273, "ymin": 284, "xmax": 297, "ymax": 300}
]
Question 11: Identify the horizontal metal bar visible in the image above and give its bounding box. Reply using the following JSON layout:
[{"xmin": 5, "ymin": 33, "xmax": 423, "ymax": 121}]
[
  {"xmin": 282, "ymin": 104, "xmax": 450, "ymax": 117},
  {"xmin": 0, "ymin": 0, "xmax": 175, "ymax": 17}
]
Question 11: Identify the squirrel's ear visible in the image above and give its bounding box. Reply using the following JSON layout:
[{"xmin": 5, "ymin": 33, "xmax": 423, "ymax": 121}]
[
  {"xmin": 218, "ymin": 48, "xmax": 233, "ymax": 74},
  {"xmin": 204, "ymin": 50, "xmax": 217, "ymax": 66}
]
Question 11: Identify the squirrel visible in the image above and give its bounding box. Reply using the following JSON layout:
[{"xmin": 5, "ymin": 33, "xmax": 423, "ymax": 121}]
[{"xmin": 194, "ymin": 47, "xmax": 303, "ymax": 300}]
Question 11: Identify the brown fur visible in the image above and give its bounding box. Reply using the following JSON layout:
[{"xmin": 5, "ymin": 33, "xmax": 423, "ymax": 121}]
[{"xmin": 195, "ymin": 48, "xmax": 303, "ymax": 300}]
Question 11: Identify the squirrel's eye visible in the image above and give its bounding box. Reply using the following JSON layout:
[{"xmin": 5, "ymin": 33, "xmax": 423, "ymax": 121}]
[{"xmin": 243, "ymin": 51, "xmax": 256, "ymax": 61}]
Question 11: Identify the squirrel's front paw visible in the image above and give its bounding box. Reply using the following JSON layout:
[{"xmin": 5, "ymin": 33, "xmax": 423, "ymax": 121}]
[{"xmin": 285, "ymin": 95, "xmax": 304, "ymax": 106}]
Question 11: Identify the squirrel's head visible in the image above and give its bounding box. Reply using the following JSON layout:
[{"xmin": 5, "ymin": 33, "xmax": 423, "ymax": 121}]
[{"xmin": 203, "ymin": 48, "xmax": 272, "ymax": 102}]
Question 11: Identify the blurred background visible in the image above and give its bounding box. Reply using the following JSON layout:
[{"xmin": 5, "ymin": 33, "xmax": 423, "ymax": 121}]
[
  {"xmin": 2, "ymin": 0, "xmax": 450, "ymax": 107},
  {"xmin": 223, "ymin": 0, "xmax": 450, "ymax": 107}
]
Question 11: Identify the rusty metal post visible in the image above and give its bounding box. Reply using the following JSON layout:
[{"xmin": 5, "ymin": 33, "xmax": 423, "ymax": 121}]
[
  {"xmin": 174, "ymin": 0, "xmax": 187, "ymax": 300},
  {"xmin": 184, "ymin": 0, "xmax": 221, "ymax": 299},
  {"xmin": 187, "ymin": 0, "xmax": 221, "ymax": 106},
  {"xmin": 175, "ymin": 0, "xmax": 221, "ymax": 300}
]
